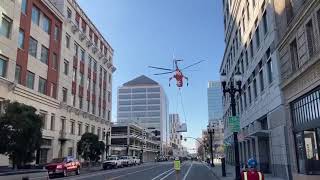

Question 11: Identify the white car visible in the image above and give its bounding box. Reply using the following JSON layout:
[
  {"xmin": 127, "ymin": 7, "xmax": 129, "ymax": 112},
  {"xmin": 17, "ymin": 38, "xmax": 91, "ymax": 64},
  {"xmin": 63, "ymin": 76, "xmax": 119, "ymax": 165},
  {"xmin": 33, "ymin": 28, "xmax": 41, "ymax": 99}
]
[
  {"xmin": 120, "ymin": 156, "xmax": 134, "ymax": 166},
  {"xmin": 132, "ymin": 156, "xmax": 141, "ymax": 165},
  {"xmin": 103, "ymin": 156, "xmax": 121, "ymax": 169}
]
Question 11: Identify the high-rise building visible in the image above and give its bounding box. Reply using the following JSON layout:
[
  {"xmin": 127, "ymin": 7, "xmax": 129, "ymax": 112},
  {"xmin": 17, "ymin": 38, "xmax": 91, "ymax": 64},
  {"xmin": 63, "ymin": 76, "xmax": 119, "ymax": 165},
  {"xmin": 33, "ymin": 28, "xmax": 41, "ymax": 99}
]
[
  {"xmin": 169, "ymin": 114, "xmax": 182, "ymax": 157},
  {"xmin": 275, "ymin": 1, "xmax": 320, "ymax": 179},
  {"xmin": 220, "ymin": 0, "xmax": 289, "ymax": 179},
  {"xmin": 207, "ymin": 81, "xmax": 223, "ymax": 124},
  {"xmin": 117, "ymin": 75, "xmax": 169, "ymax": 153},
  {"xmin": 0, "ymin": 0, "xmax": 114, "ymax": 166}
]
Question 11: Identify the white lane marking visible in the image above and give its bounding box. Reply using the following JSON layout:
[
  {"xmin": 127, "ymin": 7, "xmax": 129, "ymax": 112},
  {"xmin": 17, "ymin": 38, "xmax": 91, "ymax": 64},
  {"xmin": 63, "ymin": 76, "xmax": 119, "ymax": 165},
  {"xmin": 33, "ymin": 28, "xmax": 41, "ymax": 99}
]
[
  {"xmin": 59, "ymin": 164, "xmax": 160, "ymax": 180},
  {"xmin": 159, "ymin": 162, "xmax": 189, "ymax": 180},
  {"xmin": 108, "ymin": 166, "xmax": 159, "ymax": 180},
  {"xmin": 151, "ymin": 168, "xmax": 174, "ymax": 180},
  {"xmin": 159, "ymin": 170, "xmax": 175, "ymax": 180},
  {"xmin": 182, "ymin": 162, "xmax": 193, "ymax": 180}
]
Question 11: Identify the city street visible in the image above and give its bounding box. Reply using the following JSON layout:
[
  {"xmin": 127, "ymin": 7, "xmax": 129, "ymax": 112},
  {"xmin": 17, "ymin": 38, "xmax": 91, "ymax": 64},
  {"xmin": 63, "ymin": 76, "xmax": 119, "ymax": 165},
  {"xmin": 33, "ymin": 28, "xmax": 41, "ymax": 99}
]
[{"xmin": 14, "ymin": 161, "xmax": 218, "ymax": 180}]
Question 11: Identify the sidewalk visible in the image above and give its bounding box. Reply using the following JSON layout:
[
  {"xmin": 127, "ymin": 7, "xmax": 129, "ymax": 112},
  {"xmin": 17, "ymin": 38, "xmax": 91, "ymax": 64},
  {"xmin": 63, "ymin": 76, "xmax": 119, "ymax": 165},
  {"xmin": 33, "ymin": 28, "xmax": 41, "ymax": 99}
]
[{"xmin": 208, "ymin": 161, "xmax": 286, "ymax": 180}]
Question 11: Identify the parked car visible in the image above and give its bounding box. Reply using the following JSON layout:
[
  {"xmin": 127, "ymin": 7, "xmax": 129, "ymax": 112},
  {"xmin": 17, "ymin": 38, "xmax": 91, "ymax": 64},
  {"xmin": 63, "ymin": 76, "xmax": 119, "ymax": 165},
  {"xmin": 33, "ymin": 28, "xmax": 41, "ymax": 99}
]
[
  {"xmin": 45, "ymin": 156, "xmax": 80, "ymax": 177},
  {"xmin": 103, "ymin": 156, "xmax": 121, "ymax": 169},
  {"xmin": 132, "ymin": 156, "xmax": 141, "ymax": 165},
  {"xmin": 119, "ymin": 156, "xmax": 131, "ymax": 167}
]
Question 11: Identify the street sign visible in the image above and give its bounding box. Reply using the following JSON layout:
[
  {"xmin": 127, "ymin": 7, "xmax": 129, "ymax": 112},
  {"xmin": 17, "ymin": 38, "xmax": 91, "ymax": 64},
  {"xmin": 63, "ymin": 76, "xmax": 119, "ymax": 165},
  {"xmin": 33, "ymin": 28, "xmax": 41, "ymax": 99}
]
[
  {"xmin": 229, "ymin": 116, "xmax": 240, "ymax": 132},
  {"xmin": 176, "ymin": 123, "xmax": 187, "ymax": 132}
]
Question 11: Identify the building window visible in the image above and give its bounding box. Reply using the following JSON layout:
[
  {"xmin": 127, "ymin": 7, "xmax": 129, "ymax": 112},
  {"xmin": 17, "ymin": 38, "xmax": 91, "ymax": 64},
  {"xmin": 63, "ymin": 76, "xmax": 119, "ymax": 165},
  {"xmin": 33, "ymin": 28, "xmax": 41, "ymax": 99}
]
[
  {"xmin": 267, "ymin": 60, "xmax": 273, "ymax": 84},
  {"xmin": 87, "ymin": 99, "xmax": 90, "ymax": 112},
  {"xmin": 42, "ymin": 15, "xmax": 50, "ymax": 34},
  {"xmin": 60, "ymin": 118, "xmax": 66, "ymax": 132},
  {"xmin": 294, "ymin": 129, "xmax": 320, "ymax": 174},
  {"xmin": 79, "ymin": 72, "xmax": 84, "ymax": 86},
  {"xmin": 50, "ymin": 83, "xmax": 56, "ymax": 98},
  {"xmin": 67, "ymin": 8, "xmax": 72, "ymax": 19},
  {"xmin": 93, "ymin": 81, "xmax": 96, "ymax": 92},
  {"xmin": 74, "ymin": 43, "xmax": 78, "ymax": 57},
  {"xmin": 68, "ymin": 147, "xmax": 73, "ymax": 156},
  {"xmin": 249, "ymin": 41, "xmax": 253, "ymax": 59},
  {"xmin": 78, "ymin": 123, "xmax": 82, "ymax": 136},
  {"xmin": 50, "ymin": 114, "xmax": 55, "ymax": 131},
  {"xmin": 79, "ymin": 97, "xmax": 83, "ymax": 109},
  {"xmin": 38, "ymin": 77, "xmax": 47, "ymax": 94},
  {"xmin": 108, "ymin": 110, "xmax": 111, "ymax": 121},
  {"xmin": 28, "ymin": 37, "xmax": 38, "ymax": 58},
  {"xmin": 92, "ymin": 102, "xmax": 95, "ymax": 115},
  {"xmin": 262, "ymin": 11, "xmax": 268, "ymax": 35},
  {"xmin": 85, "ymin": 124, "xmax": 89, "ymax": 133},
  {"xmin": 93, "ymin": 60, "xmax": 97, "ymax": 71},
  {"xmin": 253, "ymin": 78, "xmax": 257, "ymax": 99},
  {"xmin": 248, "ymin": 85, "xmax": 252, "ymax": 105},
  {"xmin": 40, "ymin": 112, "xmax": 47, "ymax": 129},
  {"xmin": 18, "ymin": 29, "xmax": 24, "ymax": 49},
  {"xmin": 62, "ymin": 88, "xmax": 68, "ymax": 102},
  {"xmin": 108, "ymin": 91, "xmax": 111, "ymax": 103},
  {"xmin": 70, "ymin": 121, "xmax": 75, "ymax": 135},
  {"xmin": 243, "ymin": 90, "xmax": 247, "ymax": 109},
  {"xmin": 52, "ymin": 53, "xmax": 58, "ymax": 70},
  {"xmin": 86, "ymin": 77, "xmax": 91, "ymax": 90},
  {"xmin": 259, "ymin": 65, "xmax": 264, "ymax": 92},
  {"xmin": 72, "ymin": 67, "xmax": 77, "ymax": 82},
  {"xmin": 80, "ymin": 49, "xmax": 85, "ymax": 62},
  {"xmin": 255, "ymin": 26, "xmax": 260, "ymax": 49},
  {"xmin": 64, "ymin": 60, "xmax": 69, "ymax": 75},
  {"xmin": 306, "ymin": 20, "xmax": 315, "ymax": 57},
  {"xmin": 21, "ymin": 0, "xmax": 27, "ymax": 14},
  {"xmin": 71, "ymin": 93, "xmax": 76, "ymax": 107},
  {"xmin": 65, "ymin": 33, "xmax": 70, "ymax": 48},
  {"xmin": 40, "ymin": 45, "xmax": 49, "ymax": 64},
  {"xmin": 31, "ymin": 6, "xmax": 40, "ymax": 25},
  {"xmin": 290, "ymin": 39, "xmax": 299, "ymax": 72},
  {"xmin": 26, "ymin": 71, "xmax": 35, "ymax": 89},
  {"xmin": 54, "ymin": 25, "xmax": 59, "ymax": 41},
  {"xmin": 1, "ymin": 15, "xmax": 12, "ymax": 38},
  {"xmin": 286, "ymin": 0, "xmax": 294, "ymax": 23},
  {"xmin": 15, "ymin": 65, "xmax": 21, "ymax": 84},
  {"xmin": 91, "ymin": 125, "xmax": 95, "ymax": 134},
  {"xmin": 0, "ymin": 56, "xmax": 7, "ymax": 78}
]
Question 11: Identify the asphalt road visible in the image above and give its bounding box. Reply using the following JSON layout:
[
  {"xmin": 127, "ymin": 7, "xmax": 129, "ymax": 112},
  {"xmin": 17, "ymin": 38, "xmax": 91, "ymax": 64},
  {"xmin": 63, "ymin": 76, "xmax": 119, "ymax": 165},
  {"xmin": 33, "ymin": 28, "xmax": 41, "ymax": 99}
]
[{"xmin": 51, "ymin": 161, "xmax": 218, "ymax": 180}]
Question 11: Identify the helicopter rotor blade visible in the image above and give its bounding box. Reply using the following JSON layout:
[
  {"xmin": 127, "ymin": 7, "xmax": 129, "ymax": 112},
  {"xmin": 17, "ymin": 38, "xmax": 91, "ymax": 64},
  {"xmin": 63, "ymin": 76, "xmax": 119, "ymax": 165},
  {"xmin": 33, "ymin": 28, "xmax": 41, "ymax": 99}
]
[
  {"xmin": 153, "ymin": 71, "xmax": 175, "ymax": 75},
  {"xmin": 148, "ymin": 66, "xmax": 173, "ymax": 71},
  {"xmin": 182, "ymin": 60, "xmax": 205, "ymax": 70}
]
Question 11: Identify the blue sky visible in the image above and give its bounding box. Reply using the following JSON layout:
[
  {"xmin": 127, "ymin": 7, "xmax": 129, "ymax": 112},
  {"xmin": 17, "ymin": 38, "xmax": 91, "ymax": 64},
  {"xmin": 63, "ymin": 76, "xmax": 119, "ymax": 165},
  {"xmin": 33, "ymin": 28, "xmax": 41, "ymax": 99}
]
[{"xmin": 77, "ymin": 0, "xmax": 225, "ymax": 151}]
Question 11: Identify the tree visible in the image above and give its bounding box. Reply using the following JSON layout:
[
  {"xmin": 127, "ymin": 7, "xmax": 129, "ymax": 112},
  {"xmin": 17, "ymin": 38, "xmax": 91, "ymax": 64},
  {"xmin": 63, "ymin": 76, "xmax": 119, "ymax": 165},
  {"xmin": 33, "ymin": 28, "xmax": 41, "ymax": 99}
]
[
  {"xmin": 77, "ymin": 133, "xmax": 105, "ymax": 165},
  {"xmin": 0, "ymin": 102, "xmax": 42, "ymax": 169}
]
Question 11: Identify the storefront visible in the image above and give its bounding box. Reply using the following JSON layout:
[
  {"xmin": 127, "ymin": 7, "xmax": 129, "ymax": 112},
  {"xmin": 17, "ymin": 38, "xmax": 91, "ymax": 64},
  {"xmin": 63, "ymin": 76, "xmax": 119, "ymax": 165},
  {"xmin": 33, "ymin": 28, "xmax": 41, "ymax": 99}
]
[{"xmin": 291, "ymin": 86, "xmax": 320, "ymax": 175}]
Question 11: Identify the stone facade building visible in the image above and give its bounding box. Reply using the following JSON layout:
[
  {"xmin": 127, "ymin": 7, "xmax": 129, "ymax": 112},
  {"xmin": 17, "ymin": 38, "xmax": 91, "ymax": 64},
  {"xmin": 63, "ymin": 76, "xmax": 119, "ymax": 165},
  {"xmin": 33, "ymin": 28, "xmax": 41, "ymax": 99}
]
[
  {"xmin": 275, "ymin": 0, "xmax": 320, "ymax": 179},
  {"xmin": 0, "ymin": 0, "xmax": 114, "ymax": 166},
  {"xmin": 220, "ymin": 0, "xmax": 289, "ymax": 179}
]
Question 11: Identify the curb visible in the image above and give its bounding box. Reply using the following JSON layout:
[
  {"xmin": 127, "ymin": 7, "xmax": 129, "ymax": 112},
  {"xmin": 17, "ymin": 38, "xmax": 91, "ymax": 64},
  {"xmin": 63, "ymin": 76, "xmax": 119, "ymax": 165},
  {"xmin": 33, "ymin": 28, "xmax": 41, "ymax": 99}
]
[{"xmin": 0, "ymin": 169, "xmax": 47, "ymax": 176}]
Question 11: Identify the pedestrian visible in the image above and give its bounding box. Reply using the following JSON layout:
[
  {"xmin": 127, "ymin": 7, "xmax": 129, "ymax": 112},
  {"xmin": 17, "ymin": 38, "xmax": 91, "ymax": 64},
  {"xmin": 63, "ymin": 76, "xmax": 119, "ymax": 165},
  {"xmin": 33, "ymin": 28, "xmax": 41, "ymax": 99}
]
[
  {"xmin": 241, "ymin": 158, "xmax": 264, "ymax": 180},
  {"xmin": 174, "ymin": 157, "xmax": 181, "ymax": 180}
]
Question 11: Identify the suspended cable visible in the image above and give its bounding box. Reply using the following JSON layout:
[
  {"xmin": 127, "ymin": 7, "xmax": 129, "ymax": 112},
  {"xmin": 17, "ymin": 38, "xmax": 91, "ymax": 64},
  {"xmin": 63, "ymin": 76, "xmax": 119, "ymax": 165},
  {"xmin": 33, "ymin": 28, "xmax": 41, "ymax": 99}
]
[{"xmin": 178, "ymin": 88, "xmax": 187, "ymax": 123}]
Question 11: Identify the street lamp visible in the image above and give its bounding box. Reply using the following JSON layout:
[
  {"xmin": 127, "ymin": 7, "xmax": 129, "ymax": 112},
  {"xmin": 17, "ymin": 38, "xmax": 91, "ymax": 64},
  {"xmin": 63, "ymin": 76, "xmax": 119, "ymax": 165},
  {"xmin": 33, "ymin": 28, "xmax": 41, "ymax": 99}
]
[
  {"xmin": 220, "ymin": 70, "xmax": 242, "ymax": 180},
  {"xmin": 207, "ymin": 124, "xmax": 215, "ymax": 167}
]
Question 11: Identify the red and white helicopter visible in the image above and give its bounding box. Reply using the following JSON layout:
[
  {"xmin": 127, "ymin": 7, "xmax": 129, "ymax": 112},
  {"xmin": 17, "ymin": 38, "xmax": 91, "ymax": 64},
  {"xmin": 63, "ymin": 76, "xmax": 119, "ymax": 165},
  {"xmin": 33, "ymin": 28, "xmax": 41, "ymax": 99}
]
[{"xmin": 149, "ymin": 59, "xmax": 204, "ymax": 88}]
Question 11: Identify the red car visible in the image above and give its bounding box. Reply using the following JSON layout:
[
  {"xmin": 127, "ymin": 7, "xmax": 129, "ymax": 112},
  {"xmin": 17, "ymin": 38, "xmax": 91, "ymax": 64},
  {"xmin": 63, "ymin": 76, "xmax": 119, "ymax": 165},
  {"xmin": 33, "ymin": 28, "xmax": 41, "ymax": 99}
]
[{"xmin": 45, "ymin": 157, "xmax": 80, "ymax": 177}]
